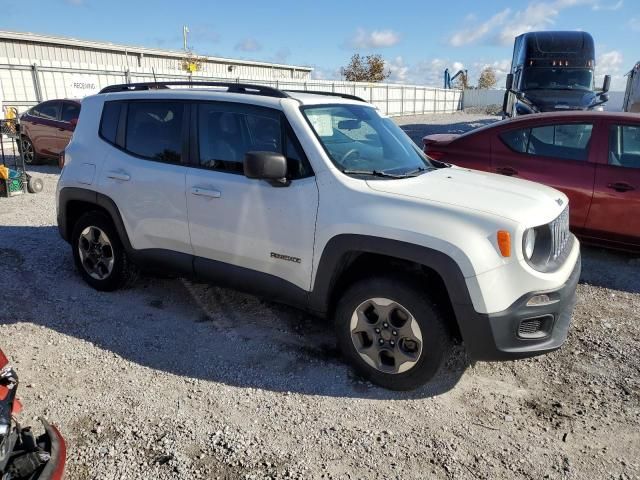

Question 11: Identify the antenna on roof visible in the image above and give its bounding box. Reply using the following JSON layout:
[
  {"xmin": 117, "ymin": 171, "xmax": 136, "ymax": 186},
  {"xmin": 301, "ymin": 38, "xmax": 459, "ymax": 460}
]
[{"xmin": 152, "ymin": 67, "xmax": 158, "ymax": 88}]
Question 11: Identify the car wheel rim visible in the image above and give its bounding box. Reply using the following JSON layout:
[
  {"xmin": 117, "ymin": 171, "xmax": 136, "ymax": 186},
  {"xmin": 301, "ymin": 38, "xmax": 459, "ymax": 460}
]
[
  {"xmin": 78, "ymin": 226, "xmax": 115, "ymax": 280},
  {"xmin": 349, "ymin": 297, "xmax": 423, "ymax": 374},
  {"xmin": 22, "ymin": 140, "xmax": 34, "ymax": 164}
]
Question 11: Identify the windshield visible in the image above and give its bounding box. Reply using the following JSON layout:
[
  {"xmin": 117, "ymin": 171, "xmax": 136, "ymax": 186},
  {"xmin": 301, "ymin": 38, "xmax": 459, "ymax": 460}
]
[
  {"xmin": 522, "ymin": 68, "xmax": 594, "ymax": 91},
  {"xmin": 301, "ymin": 104, "xmax": 431, "ymax": 177}
]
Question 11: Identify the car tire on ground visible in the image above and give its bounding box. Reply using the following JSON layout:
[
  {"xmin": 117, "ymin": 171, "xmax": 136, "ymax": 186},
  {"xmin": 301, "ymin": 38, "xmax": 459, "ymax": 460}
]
[
  {"xmin": 335, "ymin": 275, "xmax": 451, "ymax": 391},
  {"xmin": 71, "ymin": 212, "xmax": 135, "ymax": 291},
  {"xmin": 26, "ymin": 176, "xmax": 43, "ymax": 193},
  {"xmin": 20, "ymin": 136, "xmax": 40, "ymax": 165}
]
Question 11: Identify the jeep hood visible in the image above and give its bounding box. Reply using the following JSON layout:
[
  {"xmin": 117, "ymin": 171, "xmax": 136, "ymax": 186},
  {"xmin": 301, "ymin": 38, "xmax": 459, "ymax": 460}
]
[{"xmin": 366, "ymin": 167, "xmax": 567, "ymax": 223}]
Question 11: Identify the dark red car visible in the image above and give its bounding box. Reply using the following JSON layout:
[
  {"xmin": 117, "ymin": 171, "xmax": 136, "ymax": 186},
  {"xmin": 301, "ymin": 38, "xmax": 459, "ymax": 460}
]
[
  {"xmin": 423, "ymin": 111, "xmax": 640, "ymax": 251},
  {"xmin": 20, "ymin": 99, "xmax": 81, "ymax": 165}
]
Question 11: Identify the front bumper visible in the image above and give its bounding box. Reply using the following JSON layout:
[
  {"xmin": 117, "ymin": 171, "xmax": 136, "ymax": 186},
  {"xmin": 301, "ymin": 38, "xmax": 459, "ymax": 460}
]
[{"xmin": 460, "ymin": 254, "xmax": 581, "ymax": 361}]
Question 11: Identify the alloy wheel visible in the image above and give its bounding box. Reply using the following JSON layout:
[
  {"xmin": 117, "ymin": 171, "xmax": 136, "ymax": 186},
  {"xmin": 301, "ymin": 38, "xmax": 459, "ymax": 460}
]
[
  {"xmin": 22, "ymin": 139, "xmax": 35, "ymax": 164},
  {"xmin": 78, "ymin": 226, "xmax": 115, "ymax": 280},
  {"xmin": 349, "ymin": 298, "xmax": 423, "ymax": 374}
]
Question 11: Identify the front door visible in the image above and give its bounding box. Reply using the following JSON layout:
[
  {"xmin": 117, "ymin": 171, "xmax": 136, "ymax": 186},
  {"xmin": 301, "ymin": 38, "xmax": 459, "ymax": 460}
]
[
  {"xmin": 186, "ymin": 101, "xmax": 318, "ymax": 292},
  {"xmin": 492, "ymin": 121, "xmax": 597, "ymax": 230},
  {"xmin": 585, "ymin": 121, "xmax": 640, "ymax": 245}
]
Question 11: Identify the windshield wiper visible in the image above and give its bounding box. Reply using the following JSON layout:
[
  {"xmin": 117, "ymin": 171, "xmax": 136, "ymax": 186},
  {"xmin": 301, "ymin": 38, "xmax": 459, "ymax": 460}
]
[
  {"xmin": 342, "ymin": 169, "xmax": 407, "ymax": 178},
  {"xmin": 402, "ymin": 166, "xmax": 435, "ymax": 176}
]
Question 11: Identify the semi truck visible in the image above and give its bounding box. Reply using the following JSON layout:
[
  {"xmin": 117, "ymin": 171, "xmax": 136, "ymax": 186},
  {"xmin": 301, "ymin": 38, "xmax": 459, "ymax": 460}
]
[
  {"xmin": 502, "ymin": 31, "xmax": 611, "ymax": 117},
  {"xmin": 623, "ymin": 62, "xmax": 640, "ymax": 113}
]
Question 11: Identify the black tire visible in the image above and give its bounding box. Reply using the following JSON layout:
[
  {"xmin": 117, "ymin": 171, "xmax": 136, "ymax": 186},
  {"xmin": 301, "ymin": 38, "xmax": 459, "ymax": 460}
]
[
  {"xmin": 71, "ymin": 211, "xmax": 135, "ymax": 291},
  {"xmin": 335, "ymin": 275, "xmax": 451, "ymax": 391},
  {"xmin": 20, "ymin": 136, "xmax": 40, "ymax": 165},
  {"xmin": 26, "ymin": 176, "xmax": 43, "ymax": 194}
]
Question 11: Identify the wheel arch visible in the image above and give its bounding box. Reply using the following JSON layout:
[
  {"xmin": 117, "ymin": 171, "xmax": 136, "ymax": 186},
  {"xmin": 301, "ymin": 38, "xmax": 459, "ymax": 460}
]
[
  {"xmin": 57, "ymin": 187, "xmax": 133, "ymax": 252},
  {"xmin": 309, "ymin": 235, "xmax": 475, "ymax": 338}
]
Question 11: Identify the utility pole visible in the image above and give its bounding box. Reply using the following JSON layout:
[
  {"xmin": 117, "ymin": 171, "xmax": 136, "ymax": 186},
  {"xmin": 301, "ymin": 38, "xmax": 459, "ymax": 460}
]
[{"xmin": 183, "ymin": 25, "xmax": 189, "ymax": 51}]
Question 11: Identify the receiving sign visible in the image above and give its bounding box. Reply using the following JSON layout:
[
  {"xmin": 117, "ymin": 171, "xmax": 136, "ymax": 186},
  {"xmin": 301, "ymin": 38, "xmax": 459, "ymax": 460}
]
[{"xmin": 68, "ymin": 75, "xmax": 100, "ymax": 98}]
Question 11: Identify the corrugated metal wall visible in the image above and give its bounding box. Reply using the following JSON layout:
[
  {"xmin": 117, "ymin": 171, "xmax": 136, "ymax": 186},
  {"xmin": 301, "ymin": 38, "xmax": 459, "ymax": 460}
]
[
  {"xmin": 0, "ymin": 36, "xmax": 309, "ymax": 81},
  {"xmin": 0, "ymin": 61, "xmax": 462, "ymax": 116}
]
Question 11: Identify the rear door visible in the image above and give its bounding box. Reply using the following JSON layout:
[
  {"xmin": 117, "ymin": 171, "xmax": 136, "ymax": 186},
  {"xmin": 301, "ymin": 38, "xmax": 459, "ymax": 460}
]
[
  {"xmin": 53, "ymin": 101, "xmax": 80, "ymax": 154},
  {"xmin": 186, "ymin": 101, "xmax": 318, "ymax": 292},
  {"xmin": 97, "ymin": 99, "xmax": 192, "ymax": 258},
  {"xmin": 585, "ymin": 120, "xmax": 640, "ymax": 245},
  {"xmin": 27, "ymin": 101, "xmax": 61, "ymax": 156},
  {"xmin": 491, "ymin": 120, "xmax": 598, "ymax": 229}
]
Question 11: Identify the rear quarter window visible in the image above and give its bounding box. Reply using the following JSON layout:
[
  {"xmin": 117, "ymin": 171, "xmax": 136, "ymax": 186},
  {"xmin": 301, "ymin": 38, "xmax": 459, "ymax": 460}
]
[
  {"xmin": 500, "ymin": 128, "xmax": 529, "ymax": 153},
  {"xmin": 99, "ymin": 101, "xmax": 122, "ymax": 144}
]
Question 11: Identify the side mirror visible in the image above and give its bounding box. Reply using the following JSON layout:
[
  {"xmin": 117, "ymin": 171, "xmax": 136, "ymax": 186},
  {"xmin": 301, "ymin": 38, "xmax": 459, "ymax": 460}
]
[
  {"xmin": 70, "ymin": 118, "xmax": 79, "ymax": 128},
  {"xmin": 602, "ymin": 75, "xmax": 611, "ymax": 93},
  {"xmin": 244, "ymin": 151, "xmax": 288, "ymax": 185},
  {"xmin": 505, "ymin": 73, "xmax": 514, "ymax": 91}
]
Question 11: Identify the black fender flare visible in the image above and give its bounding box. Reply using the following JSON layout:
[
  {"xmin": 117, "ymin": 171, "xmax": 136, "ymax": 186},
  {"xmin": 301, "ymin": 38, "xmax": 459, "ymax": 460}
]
[
  {"xmin": 309, "ymin": 234, "xmax": 474, "ymax": 312},
  {"xmin": 308, "ymin": 234, "xmax": 487, "ymax": 354},
  {"xmin": 57, "ymin": 186, "xmax": 133, "ymax": 252}
]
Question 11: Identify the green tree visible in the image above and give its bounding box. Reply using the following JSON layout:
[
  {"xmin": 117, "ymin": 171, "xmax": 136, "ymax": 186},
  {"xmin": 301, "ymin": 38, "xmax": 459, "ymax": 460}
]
[{"xmin": 341, "ymin": 54, "xmax": 390, "ymax": 82}]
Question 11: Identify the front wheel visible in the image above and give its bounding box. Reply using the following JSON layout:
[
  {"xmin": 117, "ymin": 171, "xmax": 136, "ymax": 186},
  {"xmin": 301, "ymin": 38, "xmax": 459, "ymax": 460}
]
[{"xmin": 335, "ymin": 276, "xmax": 451, "ymax": 390}]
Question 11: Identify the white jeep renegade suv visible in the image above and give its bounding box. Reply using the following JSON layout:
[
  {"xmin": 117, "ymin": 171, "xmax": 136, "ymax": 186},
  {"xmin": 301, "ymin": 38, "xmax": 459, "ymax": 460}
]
[{"xmin": 56, "ymin": 82, "xmax": 581, "ymax": 390}]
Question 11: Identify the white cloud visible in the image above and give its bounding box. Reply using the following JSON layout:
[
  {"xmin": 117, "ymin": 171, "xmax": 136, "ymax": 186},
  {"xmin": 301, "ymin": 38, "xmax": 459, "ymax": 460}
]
[
  {"xmin": 448, "ymin": 9, "xmax": 511, "ymax": 47},
  {"xmin": 348, "ymin": 28, "xmax": 401, "ymax": 49},
  {"xmin": 597, "ymin": 50, "xmax": 626, "ymax": 90},
  {"xmin": 234, "ymin": 38, "xmax": 262, "ymax": 52},
  {"xmin": 592, "ymin": 0, "xmax": 623, "ymax": 10},
  {"xmin": 448, "ymin": 0, "xmax": 618, "ymax": 47}
]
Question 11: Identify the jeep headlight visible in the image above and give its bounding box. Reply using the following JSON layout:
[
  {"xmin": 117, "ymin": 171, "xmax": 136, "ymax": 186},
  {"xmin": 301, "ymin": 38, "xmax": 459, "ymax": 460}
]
[{"xmin": 523, "ymin": 228, "xmax": 537, "ymax": 260}]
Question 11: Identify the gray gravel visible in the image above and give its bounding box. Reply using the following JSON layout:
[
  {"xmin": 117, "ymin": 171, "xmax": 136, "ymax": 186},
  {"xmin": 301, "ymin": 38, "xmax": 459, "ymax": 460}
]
[{"xmin": 0, "ymin": 115, "xmax": 639, "ymax": 480}]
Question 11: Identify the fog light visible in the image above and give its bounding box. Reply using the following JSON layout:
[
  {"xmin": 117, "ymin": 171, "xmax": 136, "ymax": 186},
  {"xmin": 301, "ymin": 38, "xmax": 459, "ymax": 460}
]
[{"xmin": 526, "ymin": 294, "xmax": 556, "ymax": 306}]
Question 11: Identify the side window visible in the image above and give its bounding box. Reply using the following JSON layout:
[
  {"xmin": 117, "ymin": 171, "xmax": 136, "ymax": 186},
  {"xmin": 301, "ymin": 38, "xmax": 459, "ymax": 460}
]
[
  {"xmin": 99, "ymin": 101, "xmax": 121, "ymax": 144},
  {"xmin": 527, "ymin": 123, "xmax": 593, "ymax": 161},
  {"xmin": 61, "ymin": 102, "xmax": 80, "ymax": 123},
  {"xmin": 609, "ymin": 124, "xmax": 640, "ymax": 169},
  {"xmin": 33, "ymin": 102, "xmax": 60, "ymax": 121},
  {"xmin": 500, "ymin": 128, "xmax": 530, "ymax": 153},
  {"xmin": 197, "ymin": 103, "xmax": 311, "ymax": 178},
  {"xmin": 125, "ymin": 101, "xmax": 184, "ymax": 164}
]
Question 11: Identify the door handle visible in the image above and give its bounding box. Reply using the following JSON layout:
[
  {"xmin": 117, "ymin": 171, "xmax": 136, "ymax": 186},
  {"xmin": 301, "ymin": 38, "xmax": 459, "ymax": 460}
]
[
  {"xmin": 607, "ymin": 182, "xmax": 635, "ymax": 192},
  {"xmin": 57, "ymin": 127, "xmax": 65, "ymax": 131},
  {"xmin": 496, "ymin": 166, "xmax": 518, "ymax": 176},
  {"xmin": 106, "ymin": 171, "xmax": 130, "ymax": 181},
  {"xmin": 191, "ymin": 187, "xmax": 221, "ymax": 198}
]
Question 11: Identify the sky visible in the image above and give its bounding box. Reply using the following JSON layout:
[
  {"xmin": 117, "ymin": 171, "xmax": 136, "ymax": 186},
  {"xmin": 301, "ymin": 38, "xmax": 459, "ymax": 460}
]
[{"xmin": 0, "ymin": 0, "xmax": 637, "ymax": 90}]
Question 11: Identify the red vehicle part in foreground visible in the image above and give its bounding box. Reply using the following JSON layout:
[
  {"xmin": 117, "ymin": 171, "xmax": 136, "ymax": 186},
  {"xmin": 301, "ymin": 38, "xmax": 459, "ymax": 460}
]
[
  {"xmin": 0, "ymin": 349, "xmax": 66, "ymax": 479},
  {"xmin": 423, "ymin": 111, "xmax": 640, "ymax": 252}
]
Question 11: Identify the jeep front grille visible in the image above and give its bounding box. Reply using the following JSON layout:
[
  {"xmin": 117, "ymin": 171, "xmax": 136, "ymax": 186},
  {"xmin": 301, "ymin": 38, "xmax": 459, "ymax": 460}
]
[{"xmin": 550, "ymin": 207, "xmax": 570, "ymax": 261}]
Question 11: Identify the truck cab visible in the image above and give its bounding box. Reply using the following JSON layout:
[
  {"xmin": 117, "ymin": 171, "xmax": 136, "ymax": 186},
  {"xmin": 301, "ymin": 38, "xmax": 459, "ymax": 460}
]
[
  {"xmin": 623, "ymin": 62, "xmax": 640, "ymax": 113},
  {"xmin": 503, "ymin": 31, "xmax": 611, "ymax": 117}
]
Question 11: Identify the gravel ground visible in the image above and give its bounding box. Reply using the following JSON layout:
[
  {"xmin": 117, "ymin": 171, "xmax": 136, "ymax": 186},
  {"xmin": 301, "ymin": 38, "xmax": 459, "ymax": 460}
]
[{"xmin": 1, "ymin": 114, "xmax": 639, "ymax": 480}]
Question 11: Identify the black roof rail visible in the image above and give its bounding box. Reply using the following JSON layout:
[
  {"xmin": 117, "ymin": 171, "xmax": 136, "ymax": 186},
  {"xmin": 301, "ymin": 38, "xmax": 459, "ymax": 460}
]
[
  {"xmin": 99, "ymin": 81, "xmax": 291, "ymax": 98},
  {"xmin": 284, "ymin": 89, "xmax": 367, "ymax": 102}
]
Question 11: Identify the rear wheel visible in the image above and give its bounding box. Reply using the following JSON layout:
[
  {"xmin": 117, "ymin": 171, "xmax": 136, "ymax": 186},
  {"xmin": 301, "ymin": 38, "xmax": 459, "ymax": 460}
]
[
  {"xmin": 71, "ymin": 212, "xmax": 134, "ymax": 291},
  {"xmin": 335, "ymin": 275, "xmax": 451, "ymax": 390}
]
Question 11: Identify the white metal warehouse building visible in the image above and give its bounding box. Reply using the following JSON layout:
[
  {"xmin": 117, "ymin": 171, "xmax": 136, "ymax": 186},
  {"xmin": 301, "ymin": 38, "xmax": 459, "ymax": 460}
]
[{"xmin": 0, "ymin": 30, "xmax": 462, "ymax": 116}]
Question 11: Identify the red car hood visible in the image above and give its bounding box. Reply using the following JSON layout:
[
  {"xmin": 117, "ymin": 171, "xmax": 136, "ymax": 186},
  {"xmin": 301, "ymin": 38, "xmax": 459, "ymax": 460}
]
[{"xmin": 422, "ymin": 133, "xmax": 460, "ymax": 146}]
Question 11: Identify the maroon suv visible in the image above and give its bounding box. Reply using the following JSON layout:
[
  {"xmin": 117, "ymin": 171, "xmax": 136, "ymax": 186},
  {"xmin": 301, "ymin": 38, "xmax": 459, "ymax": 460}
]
[{"xmin": 20, "ymin": 99, "xmax": 81, "ymax": 165}]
